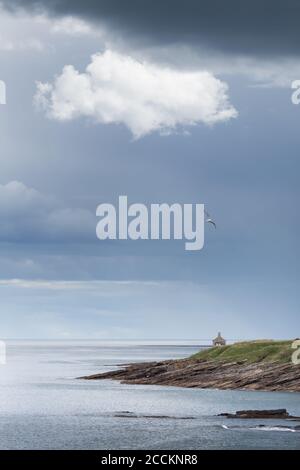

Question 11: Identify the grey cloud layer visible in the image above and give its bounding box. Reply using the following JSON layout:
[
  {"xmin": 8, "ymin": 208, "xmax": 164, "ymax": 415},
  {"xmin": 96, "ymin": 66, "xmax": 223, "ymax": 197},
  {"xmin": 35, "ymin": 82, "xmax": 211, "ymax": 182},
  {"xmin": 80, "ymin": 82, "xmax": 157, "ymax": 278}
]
[
  {"xmin": 0, "ymin": 181, "xmax": 95, "ymax": 243},
  {"xmin": 3, "ymin": 0, "xmax": 299, "ymax": 55}
]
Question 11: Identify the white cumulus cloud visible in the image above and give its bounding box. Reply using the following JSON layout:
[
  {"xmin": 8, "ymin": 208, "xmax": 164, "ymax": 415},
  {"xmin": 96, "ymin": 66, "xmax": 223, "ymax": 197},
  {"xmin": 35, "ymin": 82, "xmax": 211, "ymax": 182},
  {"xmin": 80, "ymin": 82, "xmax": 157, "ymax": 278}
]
[{"xmin": 34, "ymin": 49, "xmax": 237, "ymax": 139}]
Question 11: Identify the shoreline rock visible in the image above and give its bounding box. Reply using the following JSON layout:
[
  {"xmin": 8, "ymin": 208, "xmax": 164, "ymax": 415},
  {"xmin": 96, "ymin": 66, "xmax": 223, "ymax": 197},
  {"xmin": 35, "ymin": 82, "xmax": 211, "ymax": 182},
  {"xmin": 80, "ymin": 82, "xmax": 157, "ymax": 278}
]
[{"xmin": 79, "ymin": 358, "xmax": 300, "ymax": 392}]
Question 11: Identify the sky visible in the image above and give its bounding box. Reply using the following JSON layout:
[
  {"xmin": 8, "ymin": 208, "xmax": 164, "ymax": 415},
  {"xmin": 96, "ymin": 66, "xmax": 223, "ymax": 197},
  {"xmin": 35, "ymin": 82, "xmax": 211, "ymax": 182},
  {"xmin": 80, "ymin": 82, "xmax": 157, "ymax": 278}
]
[{"xmin": 0, "ymin": 1, "xmax": 299, "ymax": 340}]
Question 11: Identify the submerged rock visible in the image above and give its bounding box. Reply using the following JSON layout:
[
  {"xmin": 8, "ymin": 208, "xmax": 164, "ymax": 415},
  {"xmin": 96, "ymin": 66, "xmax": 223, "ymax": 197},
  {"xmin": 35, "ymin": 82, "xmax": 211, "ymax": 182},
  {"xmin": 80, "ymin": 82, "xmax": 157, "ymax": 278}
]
[{"xmin": 113, "ymin": 412, "xmax": 195, "ymax": 420}]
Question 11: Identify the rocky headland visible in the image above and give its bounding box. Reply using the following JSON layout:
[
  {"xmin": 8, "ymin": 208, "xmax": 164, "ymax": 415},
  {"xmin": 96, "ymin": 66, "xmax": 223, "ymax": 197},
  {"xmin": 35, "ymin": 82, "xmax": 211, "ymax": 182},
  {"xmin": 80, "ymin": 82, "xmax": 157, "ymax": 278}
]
[{"xmin": 80, "ymin": 340, "xmax": 300, "ymax": 393}]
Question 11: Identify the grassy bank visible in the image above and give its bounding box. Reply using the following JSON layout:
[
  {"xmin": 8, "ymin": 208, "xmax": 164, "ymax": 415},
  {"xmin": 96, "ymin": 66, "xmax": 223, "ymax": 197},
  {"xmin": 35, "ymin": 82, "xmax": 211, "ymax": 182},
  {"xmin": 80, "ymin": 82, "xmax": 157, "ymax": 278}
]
[{"xmin": 191, "ymin": 340, "xmax": 293, "ymax": 364}]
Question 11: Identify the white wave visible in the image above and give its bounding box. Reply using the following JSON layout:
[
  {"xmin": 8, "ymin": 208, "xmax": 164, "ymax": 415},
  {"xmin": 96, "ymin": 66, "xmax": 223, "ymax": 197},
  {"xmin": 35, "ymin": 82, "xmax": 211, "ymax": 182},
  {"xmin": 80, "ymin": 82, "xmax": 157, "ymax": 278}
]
[
  {"xmin": 222, "ymin": 424, "xmax": 299, "ymax": 433},
  {"xmin": 253, "ymin": 426, "xmax": 297, "ymax": 433}
]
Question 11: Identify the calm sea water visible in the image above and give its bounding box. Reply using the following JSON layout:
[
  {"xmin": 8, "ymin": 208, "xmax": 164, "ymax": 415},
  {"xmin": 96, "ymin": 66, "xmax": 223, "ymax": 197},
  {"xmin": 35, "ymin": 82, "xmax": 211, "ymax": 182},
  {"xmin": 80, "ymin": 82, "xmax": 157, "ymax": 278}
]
[{"xmin": 0, "ymin": 340, "xmax": 299, "ymax": 450}]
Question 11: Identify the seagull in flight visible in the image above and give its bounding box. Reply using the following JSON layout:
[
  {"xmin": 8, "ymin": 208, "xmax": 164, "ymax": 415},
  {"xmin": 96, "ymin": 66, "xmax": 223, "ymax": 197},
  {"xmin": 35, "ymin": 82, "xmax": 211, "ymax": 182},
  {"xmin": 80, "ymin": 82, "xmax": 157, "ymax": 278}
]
[{"xmin": 205, "ymin": 210, "xmax": 217, "ymax": 229}]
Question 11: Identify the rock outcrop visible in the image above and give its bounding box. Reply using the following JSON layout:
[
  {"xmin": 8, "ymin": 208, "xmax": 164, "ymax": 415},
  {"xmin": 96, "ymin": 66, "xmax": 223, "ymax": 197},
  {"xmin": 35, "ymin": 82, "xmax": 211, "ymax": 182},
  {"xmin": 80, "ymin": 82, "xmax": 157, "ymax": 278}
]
[
  {"xmin": 80, "ymin": 358, "xmax": 300, "ymax": 392},
  {"xmin": 218, "ymin": 409, "xmax": 300, "ymax": 419}
]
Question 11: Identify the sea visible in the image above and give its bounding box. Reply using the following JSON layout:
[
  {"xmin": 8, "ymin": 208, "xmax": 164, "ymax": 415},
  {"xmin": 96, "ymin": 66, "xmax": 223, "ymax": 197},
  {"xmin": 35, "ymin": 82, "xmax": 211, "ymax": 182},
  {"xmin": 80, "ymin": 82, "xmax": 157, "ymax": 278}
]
[{"xmin": 0, "ymin": 340, "xmax": 299, "ymax": 450}]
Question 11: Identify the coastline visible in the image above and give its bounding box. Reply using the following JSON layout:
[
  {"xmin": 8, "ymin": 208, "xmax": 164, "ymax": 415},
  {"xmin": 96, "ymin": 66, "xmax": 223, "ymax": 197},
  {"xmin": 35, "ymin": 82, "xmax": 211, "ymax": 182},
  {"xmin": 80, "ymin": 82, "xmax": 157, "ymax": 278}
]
[
  {"xmin": 81, "ymin": 354, "xmax": 300, "ymax": 393},
  {"xmin": 80, "ymin": 341, "xmax": 300, "ymax": 393},
  {"xmin": 2, "ymin": 340, "xmax": 300, "ymax": 450}
]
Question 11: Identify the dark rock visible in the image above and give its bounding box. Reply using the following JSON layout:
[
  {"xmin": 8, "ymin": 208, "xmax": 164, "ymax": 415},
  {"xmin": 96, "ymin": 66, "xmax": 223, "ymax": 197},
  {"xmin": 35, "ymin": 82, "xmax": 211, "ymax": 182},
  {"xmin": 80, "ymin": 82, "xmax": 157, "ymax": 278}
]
[
  {"xmin": 218, "ymin": 409, "xmax": 300, "ymax": 419},
  {"xmin": 79, "ymin": 358, "xmax": 300, "ymax": 392},
  {"xmin": 113, "ymin": 412, "xmax": 195, "ymax": 420}
]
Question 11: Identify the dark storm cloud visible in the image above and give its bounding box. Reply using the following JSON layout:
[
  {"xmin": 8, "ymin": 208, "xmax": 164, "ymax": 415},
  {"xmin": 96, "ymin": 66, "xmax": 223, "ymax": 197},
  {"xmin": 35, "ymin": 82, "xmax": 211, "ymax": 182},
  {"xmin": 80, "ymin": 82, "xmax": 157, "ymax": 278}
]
[{"xmin": 2, "ymin": 0, "xmax": 299, "ymax": 55}]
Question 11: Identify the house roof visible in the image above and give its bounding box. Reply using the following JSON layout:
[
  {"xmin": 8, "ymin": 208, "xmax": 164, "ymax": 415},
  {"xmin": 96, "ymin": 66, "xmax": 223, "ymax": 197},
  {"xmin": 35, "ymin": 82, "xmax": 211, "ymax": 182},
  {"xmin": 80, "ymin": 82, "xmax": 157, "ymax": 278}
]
[{"xmin": 213, "ymin": 332, "xmax": 225, "ymax": 342}]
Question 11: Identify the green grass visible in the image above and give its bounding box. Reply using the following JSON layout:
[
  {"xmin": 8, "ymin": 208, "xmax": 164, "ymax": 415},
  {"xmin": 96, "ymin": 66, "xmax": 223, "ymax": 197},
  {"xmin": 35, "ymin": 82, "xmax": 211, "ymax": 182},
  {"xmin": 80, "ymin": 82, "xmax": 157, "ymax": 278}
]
[{"xmin": 191, "ymin": 340, "xmax": 293, "ymax": 364}]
